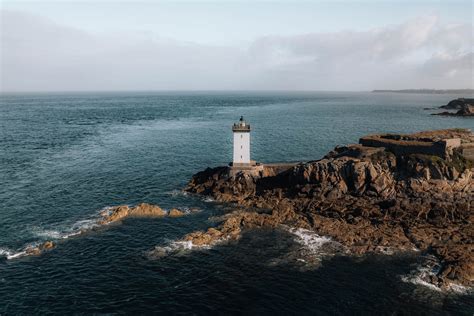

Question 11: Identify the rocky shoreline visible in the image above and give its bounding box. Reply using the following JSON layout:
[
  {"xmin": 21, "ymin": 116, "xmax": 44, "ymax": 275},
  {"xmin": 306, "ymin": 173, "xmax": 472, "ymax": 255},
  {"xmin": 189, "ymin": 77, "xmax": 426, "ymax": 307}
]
[{"xmin": 183, "ymin": 129, "xmax": 473, "ymax": 290}]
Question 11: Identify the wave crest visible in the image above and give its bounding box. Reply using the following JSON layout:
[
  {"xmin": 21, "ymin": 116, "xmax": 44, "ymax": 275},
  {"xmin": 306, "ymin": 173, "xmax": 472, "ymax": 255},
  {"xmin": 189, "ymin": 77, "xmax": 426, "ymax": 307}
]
[{"xmin": 401, "ymin": 256, "xmax": 472, "ymax": 294}]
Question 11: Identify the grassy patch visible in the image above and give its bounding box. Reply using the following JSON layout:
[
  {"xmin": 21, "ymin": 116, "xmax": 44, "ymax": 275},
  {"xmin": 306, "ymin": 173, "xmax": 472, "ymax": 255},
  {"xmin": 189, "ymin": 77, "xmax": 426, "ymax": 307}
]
[{"xmin": 414, "ymin": 152, "xmax": 473, "ymax": 173}]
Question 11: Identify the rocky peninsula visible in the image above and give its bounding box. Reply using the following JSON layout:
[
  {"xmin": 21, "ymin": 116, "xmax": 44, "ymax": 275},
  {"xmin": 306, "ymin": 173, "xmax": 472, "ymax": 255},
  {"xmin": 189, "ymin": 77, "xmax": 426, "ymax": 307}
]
[{"xmin": 183, "ymin": 129, "xmax": 474, "ymax": 290}]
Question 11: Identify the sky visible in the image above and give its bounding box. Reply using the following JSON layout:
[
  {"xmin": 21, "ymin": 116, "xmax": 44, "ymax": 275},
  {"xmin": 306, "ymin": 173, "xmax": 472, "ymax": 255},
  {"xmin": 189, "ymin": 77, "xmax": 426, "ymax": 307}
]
[{"xmin": 1, "ymin": 0, "xmax": 473, "ymax": 91}]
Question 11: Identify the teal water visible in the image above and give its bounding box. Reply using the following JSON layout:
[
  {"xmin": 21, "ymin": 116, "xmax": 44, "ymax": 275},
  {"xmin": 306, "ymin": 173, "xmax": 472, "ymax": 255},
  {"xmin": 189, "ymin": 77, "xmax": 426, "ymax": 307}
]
[{"xmin": 0, "ymin": 92, "xmax": 473, "ymax": 314}]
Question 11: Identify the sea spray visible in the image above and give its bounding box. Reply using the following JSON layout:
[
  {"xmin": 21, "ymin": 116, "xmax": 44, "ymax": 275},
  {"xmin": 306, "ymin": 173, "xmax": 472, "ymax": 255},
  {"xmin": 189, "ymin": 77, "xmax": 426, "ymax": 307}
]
[
  {"xmin": 266, "ymin": 227, "xmax": 344, "ymax": 269},
  {"xmin": 1, "ymin": 206, "xmax": 118, "ymax": 261},
  {"xmin": 289, "ymin": 227, "xmax": 333, "ymax": 254},
  {"xmin": 147, "ymin": 239, "xmax": 212, "ymax": 259},
  {"xmin": 401, "ymin": 255, "xmax": 472, "ymax": 294}
]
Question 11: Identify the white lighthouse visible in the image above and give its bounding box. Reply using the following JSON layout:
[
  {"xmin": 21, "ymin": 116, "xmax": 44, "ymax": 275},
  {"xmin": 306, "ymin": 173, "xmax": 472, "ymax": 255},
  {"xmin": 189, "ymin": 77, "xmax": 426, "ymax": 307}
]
[{"xmin": 232, "ymin": 116, "xmax": 251, "ymax": 166}]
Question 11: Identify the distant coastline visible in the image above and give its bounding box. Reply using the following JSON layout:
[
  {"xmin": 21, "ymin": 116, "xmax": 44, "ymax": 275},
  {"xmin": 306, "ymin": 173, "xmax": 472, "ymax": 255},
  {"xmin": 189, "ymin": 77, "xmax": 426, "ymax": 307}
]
[{"xmin": 372, "ymin": 89, "xmax": 474, "ymax": 94}]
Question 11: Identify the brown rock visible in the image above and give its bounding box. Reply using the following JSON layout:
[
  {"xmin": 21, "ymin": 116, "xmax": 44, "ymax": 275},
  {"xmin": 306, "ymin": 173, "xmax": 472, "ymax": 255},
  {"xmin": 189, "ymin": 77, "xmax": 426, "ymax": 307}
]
[
  {"xmin": 100, "ymin": 203, "xmax": 166, "ymax": 224},
  {"xmin": 168, "ymin": 208, "xmax": 185, "ymax": 217},
  {"xmin": 25, "ymin": 240, "xmax": 56, "ymax": 256},
  {"xmin": 39, "ymin": 241, "xmax": 55, "ymax": 250}
]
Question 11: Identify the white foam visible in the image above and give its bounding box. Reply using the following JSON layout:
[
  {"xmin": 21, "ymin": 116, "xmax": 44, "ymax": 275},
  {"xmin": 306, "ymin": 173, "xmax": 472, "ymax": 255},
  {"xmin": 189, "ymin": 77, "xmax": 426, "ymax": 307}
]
[
  {"xmin": 6, "ymin": 251, "xmax": 27, "ymax": 260},
  {"xmin": 0, "ymin": 248, "xmax": 12, "ymax": 257},
  {"xmin": 147, "ymin": 234, "xmax": 229, "ymax": 259},
  {"xmin": 147, "ymin": 240, "xmax": 196, "ymax": 258},
  {"xmin": 70, "ymin": 217, "xmax": 101, "ymax": 232},
  {"xmin": 169, "ymin": 190, "xmax": 189, "ymax": 197},
  {"xmin": 3, "ymin": 208, "xmax": 110, "ymax": 261},
  {"xmin": 401, "ymin": 259, "xmax": 472, "ymax": 293},
  {"xmin": 289, "ymin": 227, "xmax": 332, "ymax": 254},
  {"xmin": 447, "ymin": 283, "xmax": 471, "ymax": 294},
  {"xmin": 204, "ymin": 197, "xmax": 215, "ymax": 202},
  {"xmin": 182, "ymin": 207, "xmax": 202, "ymax": 214},
  {"xmin": 0, "ymin": 244, "xmax": 35, "ymax": 260},
  {"xmin": 170, "ymin": 240, "xmax": 202, "ymax": 250},
  {"xmin": 401, "ymin": 272, "xmax": 443, "ymax": 292},
  {"xmin": 33, "ymin": 229, "xmax": 63, "ymax": 239},
  {"xmin": 32, "ymin": 216, "xmax": 101, "ymax": 241},
  {"xmin": 163, "ymin": 207, "xmax": 202, "ymax": 215}
]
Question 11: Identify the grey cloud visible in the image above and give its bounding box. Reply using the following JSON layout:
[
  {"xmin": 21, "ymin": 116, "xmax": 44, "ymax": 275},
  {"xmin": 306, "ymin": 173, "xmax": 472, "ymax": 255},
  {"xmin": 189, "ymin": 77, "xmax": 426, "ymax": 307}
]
[{"xmin": 1, "ymin": 10, "xmax": 472, "ymax": 91}]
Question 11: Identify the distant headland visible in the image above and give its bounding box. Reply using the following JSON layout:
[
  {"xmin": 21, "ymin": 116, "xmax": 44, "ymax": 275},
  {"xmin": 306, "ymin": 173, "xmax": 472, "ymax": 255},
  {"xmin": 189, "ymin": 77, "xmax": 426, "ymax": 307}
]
[{"xmin": 373, "ymin": 89, "xmax": 474, "ymax": 94}]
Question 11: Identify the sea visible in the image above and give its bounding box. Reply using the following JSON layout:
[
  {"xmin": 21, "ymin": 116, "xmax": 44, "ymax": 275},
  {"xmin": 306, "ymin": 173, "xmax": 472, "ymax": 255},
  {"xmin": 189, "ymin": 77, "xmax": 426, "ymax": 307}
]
[{"xmin": 0, "ymin": 91, "xmax": 473, "ymax": 314}]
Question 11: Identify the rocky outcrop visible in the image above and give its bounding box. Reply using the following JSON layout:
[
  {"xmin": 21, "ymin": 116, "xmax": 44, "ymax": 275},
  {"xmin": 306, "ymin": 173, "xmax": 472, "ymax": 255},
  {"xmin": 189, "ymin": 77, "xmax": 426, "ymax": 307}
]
[
  {"xmin": 184, "ymin": 130, "xmax": 473, "ymax": 290},
  {"xmin": 99, "ymin": 203, "xmax": 190, "ymax": 224},
  {"xmin": 435, "ymin": 98, "xmax": 474, "ymax": 117},
  {"xmin": 99, "ymin": 203, "xmax": 166, "ymax": 224},
  {"xmin": 440, "ymin": 98, "xmax": 474, "ymax": 110},
  {"xmin": 24, "ymin": 241, "xmax": 56, "ymax": 256}
]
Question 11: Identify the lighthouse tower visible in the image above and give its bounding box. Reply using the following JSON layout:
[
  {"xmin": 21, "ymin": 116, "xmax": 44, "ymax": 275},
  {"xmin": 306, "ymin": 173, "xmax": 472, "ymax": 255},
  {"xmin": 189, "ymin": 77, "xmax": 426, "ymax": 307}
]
[{"xmin": 232, "ymin": 116, "xmax": 251, "ymax": 166}]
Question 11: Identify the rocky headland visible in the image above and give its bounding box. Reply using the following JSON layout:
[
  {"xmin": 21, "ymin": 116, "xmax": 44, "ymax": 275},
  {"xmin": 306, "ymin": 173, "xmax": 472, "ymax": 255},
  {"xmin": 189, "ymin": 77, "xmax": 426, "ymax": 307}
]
[
  {"xmin": 433, "ymin": 98, "xmax": 474, "ymax": 117},
  {"xmin": 183, "ymin": 129, "xmax": 474, "ymax": 290}
]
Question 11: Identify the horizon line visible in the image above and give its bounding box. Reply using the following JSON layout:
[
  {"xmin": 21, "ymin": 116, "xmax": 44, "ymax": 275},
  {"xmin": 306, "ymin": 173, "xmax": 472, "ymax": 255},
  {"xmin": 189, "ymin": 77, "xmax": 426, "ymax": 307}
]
[{"xmin": 1, "ymin": 88, "xmax": 473, "ymax": 95}]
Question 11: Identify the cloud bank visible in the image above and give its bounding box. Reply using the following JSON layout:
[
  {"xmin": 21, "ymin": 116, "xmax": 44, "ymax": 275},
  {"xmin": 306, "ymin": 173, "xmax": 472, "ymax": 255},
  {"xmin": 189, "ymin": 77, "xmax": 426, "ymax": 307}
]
[{"xmin": 1, "ymin": 10, "xmax": 472, "ymax": 91}]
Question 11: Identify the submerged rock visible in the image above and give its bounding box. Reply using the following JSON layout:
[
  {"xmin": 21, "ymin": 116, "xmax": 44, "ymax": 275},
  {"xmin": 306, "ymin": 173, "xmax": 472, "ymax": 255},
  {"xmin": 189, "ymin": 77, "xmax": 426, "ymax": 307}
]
[{"xmin": 25, "ymin": 241, "xmax": 56, "ymax": 256}]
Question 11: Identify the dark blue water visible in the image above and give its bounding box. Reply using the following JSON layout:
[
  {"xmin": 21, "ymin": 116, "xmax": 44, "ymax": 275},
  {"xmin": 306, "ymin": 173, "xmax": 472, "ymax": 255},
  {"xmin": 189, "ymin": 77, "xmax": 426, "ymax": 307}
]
[{"xmin": 1, "ymin": 92, "xmax": 473, "ymax": 314}]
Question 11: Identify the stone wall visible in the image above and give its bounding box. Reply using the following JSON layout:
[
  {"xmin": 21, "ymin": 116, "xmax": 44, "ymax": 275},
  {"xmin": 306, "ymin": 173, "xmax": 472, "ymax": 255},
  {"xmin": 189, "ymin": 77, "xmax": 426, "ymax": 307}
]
[
  {"xmin": 461, "ymin": 144, "xmax": 474, "ymax": 161},
  {"xmin": 359, "ymin": 136, "xmax": 449, "ymax": 158}
]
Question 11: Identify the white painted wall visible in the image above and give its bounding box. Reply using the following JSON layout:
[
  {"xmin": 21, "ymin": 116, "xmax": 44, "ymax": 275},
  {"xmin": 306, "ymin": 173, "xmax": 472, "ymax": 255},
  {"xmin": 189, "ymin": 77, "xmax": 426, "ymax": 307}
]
[{"xmin": 233, "ymin": 132, "xmax": 250, "ymax": 164}]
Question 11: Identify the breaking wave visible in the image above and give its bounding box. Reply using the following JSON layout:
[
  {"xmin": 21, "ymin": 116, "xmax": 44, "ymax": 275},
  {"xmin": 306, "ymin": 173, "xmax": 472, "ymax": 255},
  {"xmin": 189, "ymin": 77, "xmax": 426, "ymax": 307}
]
[
  {"xmin": 289, "ymin": 228, "xmax": 333, "ymax": 254},
  {"xmin": 0, "ymin": 248, "xmax": 15, "ymax": 259},
  {"xmin": 147, "ymin": 239, "xmax": 212, "ymax": 259},
  {"xmin": 0, "ymin": 208, "xmax": 108, "ymax": 261},
  {"xmin": 169, "ymin": 190, "xmax": 189, "ymax": 197},
  {"xmin": 31, "ymin": 211, "xmax": 105, "ymax": 241},
  {"xmin": 0, "ymin": 244, "xmax": 36, "ymax": 260},
  {"xmin": 266, "ymin": 227, "xmax": 344, "ymax": 269},
  {"xmin": 401, "ymin": 256, "xmax": 472, "ymax": 294},
  {"xmin": 32, "ymin": 218, "xmax": 100, "ymax": 241}
]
